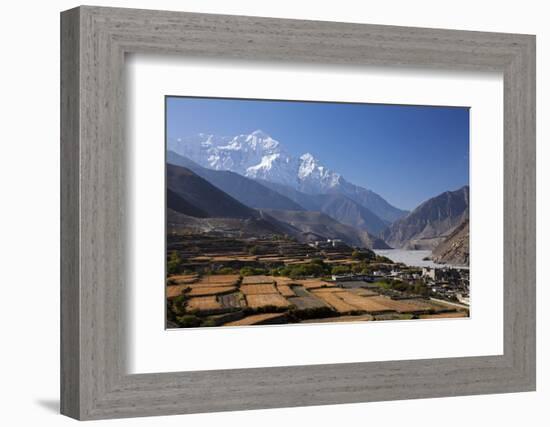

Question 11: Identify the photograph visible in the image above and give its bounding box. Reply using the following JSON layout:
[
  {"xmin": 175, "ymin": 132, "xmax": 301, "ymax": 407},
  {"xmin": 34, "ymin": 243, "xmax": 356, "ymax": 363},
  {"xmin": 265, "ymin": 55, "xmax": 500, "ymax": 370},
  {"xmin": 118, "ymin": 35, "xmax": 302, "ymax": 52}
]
[{"xmin": 165, "ymin": 96, "xmax": 471, "ymax": 328}]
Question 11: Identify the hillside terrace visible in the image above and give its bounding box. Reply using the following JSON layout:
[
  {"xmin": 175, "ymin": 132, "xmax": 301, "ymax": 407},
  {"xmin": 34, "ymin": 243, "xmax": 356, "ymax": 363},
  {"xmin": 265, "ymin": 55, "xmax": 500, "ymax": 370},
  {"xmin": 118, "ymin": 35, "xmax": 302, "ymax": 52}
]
[
  {"xmin": 167, "ymin": 234, "xmax": 357, "ymax": 271},
  {"xmin": 166, "ymin": 234, "xmax": 469, "ymax": 328},
  {"xmin": 166, "ymin": 273, "xmax": 468, "ymax": 328}
]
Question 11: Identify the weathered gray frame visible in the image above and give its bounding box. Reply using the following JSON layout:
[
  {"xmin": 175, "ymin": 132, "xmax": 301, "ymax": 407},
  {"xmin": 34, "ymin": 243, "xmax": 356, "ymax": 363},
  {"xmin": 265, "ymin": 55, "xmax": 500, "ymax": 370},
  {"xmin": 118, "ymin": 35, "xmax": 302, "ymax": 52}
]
[{"xmin": 60, "ymin": 5, "xmax": 536, "ymax": 421}]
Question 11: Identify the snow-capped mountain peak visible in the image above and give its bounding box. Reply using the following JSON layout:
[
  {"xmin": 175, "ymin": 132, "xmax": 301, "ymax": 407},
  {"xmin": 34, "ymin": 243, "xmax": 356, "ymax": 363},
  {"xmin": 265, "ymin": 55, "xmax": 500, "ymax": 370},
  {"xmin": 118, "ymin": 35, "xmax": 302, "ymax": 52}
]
[
  {"xmin": 168, "ymin": 131, "xmax": 343, "ymax": 193},
  {"xmin": 243, "ymin": 129, "xmax": 280, "ymax": 151},
  {"xmin": 249, "ymin": 129, "xmax": 271, "ymax": 139},
  {"xmin": 299, "ymin": 152, "xmax": 316, "ymax": 162},
  {"xmin": 298, "ymin": 152, "xmax": 341, "ymax": 191},
  {"xmin": 298, "ymin": 152, "xmax": 318, "ymax": 177}
]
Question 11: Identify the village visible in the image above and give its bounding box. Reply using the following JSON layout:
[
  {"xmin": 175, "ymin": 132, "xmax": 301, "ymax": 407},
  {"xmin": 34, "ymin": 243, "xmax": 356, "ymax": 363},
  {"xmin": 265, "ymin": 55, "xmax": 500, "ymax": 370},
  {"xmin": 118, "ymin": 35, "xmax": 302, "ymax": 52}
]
[{"xmin": 166, "ymin": 233, "xmax": 470, "ymax": 328}]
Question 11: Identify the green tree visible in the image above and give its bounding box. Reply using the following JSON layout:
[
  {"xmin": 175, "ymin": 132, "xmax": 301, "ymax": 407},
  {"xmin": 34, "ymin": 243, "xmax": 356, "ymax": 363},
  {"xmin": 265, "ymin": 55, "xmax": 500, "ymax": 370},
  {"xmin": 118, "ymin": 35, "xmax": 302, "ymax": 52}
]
[
  {"xmin": 176, "ymin": 315, "xmax": 201, "ymax": 328},
  {"xmin": 167, "ymin": 251, "xmax": 182, "ymax": 275},
  {"xmin": 351, "ymin": 249, "xmax": 376, "ymax": 261},
  {"xmin": 375, "ymin": 255, "xmax": 394, "ymax": 264},
  {"xmin": 331, "ymin": 265, "xmax": 350, "ymax": 275},
  {"xmin": 240, "ymin": 266, "xmax": 267, "ymax": 276},
  {"xmin": 351, "ymin": 264, "xmax": 363, "ymax": 274},
  {"xmin": 201, "ymin": 319, "xmax": 217, "ymax": 327}
]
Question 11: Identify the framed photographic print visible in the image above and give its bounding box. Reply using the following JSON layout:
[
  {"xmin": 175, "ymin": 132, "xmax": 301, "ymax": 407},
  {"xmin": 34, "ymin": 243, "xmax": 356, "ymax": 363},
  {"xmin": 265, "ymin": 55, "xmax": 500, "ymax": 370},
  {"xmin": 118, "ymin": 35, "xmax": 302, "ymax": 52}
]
[
  {"xmin": 61, "ymin": 6, "xmax": 536, "ymax": 420},
  {"xmin": 163, "ymin": 96, "xmax": 471, "ymax": 329}
]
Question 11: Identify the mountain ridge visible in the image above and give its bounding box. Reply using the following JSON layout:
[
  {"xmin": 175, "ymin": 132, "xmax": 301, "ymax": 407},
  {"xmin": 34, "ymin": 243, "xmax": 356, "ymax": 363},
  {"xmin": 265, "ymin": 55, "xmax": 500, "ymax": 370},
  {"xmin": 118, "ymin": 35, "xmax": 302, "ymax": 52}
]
[
  {"xmin": 168, "ymin": 131, "xmax": 407, "ymax": 223},
  {"xmin": 167, "ymin": 150, "xmax": 304, "ymax": 211},
  {"xmin": 166, "ymin": 164, "xmax": 304, "ymax": 238},
  {"xmin": 166, "ymin": 163, "xmax": 390, "ymax": 249},
  {"xmin": 167, "ymin": 163, "xmax": 255, "ymax": 219},
  {"xmin": 382, "ymin": 186, "xmax": 469, "ymax": 250},
  {"xmin": 431, "ymin": 219, "xmax": 469, "ymax": 266},
  {"xmin": 261, "ymin": 209, "xmax": 391, "ymax": 249}
]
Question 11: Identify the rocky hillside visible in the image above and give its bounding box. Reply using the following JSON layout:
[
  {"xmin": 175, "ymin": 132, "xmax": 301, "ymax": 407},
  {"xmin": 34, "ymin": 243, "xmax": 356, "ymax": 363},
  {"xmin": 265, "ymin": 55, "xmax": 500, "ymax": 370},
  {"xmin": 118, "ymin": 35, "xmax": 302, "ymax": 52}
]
[
  {"xmin": 167, "ymin": 163, "xmax": 256, "ymax": 219},
  {"xmin": 256, "ymin": 179, "xmax": 389, "ymax": 235},
  {"xmin": 431, "ymin": 219, "xmax": 469, "ymax": 266},
  {"xmin": 381, "ymin": 186, "xmax": 469, "ymax": 250},
  {"xmin": 168, "ymin": 152, "xmax": 391, "ymax": 235},
  {"xmin": 167, "ymin": 151, "xmax": 304, "ymax": 211},
  {"xmin": 167, "ymin": 188, "xmax": 208, "ymax": 218},
  {"xmin": 166, "ymin": 164, "xmax": 301, "ymax": 238},
  {"xmin": 310, "ymin": 193, "xmax": 388, "ymax": 235},
  {"xmin": 262, "ymin": 209, "xmax": 391, "ymax": 249}
]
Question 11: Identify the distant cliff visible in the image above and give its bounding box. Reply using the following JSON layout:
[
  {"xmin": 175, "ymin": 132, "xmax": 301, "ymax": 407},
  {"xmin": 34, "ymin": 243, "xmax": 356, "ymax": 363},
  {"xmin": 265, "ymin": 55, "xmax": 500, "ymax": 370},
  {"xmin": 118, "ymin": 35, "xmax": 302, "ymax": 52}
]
[
  {"xmin": 431, "ymin": 219, "xmax": 469, "ymax": 266},
  {"xmin": 381, "ymin": 186, "xmax": 469, "ymax": 250}
]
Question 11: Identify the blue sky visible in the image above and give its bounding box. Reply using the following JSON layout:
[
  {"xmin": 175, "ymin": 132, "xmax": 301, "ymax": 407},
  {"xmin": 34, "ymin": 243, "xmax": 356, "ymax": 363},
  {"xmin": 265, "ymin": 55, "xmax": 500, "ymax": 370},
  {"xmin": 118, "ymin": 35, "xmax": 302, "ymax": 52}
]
[{"xmin": 166, "ymin": 96, "xmax": 469, "ymax": 210}]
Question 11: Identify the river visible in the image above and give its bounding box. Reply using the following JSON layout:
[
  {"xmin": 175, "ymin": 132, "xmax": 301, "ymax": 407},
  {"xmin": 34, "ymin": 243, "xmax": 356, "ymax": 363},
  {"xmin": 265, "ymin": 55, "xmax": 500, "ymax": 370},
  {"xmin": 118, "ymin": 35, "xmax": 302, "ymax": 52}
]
[{"xmin": 374, "ymin": 249, "xmax": 468, "ymax": 270}]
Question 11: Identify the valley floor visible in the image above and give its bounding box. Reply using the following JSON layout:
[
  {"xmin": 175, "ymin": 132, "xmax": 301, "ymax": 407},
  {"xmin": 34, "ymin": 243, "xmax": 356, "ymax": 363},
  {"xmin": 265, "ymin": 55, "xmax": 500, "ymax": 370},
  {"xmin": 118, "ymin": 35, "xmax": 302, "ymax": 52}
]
[{"xmin": 166, "ymin": 234, "xmax": 469, "ymax": 328}]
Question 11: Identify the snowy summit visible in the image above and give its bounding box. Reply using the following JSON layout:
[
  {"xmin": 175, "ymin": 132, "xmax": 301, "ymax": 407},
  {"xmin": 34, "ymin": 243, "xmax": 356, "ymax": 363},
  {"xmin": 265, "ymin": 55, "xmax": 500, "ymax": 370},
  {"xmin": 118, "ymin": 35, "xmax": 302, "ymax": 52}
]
[{"xmin": 168, "ymin": 130, "xmax": 342, "ymax": 194}]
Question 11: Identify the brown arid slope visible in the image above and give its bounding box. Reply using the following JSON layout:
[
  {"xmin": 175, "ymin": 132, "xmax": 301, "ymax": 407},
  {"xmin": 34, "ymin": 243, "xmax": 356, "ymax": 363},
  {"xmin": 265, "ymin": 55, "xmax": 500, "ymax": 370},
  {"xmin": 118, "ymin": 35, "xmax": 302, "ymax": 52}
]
[
  {"xmin": 167, "ymin": 163, "xmax": 255, "ymax": 219},
  {"xmin": 167, "ymin": 151, "xmax": 304, "ymax": 211},
  {"xmin": 166, "ymin": 188, "xmax": 208, "ymax": 218},
  {"xmin": 382, "ymin": 186, "xmax": 469, "ymax": 250},
  {"xmin": 262, "ymin": 209, "xmax": 390, "ymax": 249},
  {"xmin": 310, "ymin": 193, "xmax": 388, "ymax": 235},
  {"xmin": 431, "ymin": 219, "xmax": 469, "ymax": 266},
  {"xmin": 166, "ymin": 208, "xmax": 301, "ymax": 239}
]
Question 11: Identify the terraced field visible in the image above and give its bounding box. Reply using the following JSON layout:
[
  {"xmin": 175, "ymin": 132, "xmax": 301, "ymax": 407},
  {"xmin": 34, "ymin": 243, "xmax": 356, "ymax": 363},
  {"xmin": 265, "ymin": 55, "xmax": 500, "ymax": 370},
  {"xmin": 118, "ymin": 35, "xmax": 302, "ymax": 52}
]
[
  {"xmin": 349, "ymin": 288, "xmax": 379, "ymax": 297},
  {"xmin": 186, "ymin": 286, "xmax": 237, "ymax": 297},
  {"xmin": 240, "ymin": 284, "xmax": 278, "ymax": 295},
  {"xmin": 241, "ymin": 275, "xmax": 276, "ymax": 285},
  {"xmin": 419, "ymin": 311, "xmax": 468, "ymax": 319},
  {"xmin": 166, "ymin": 261, "xmax": 466, "ymax": 327},
  {"xmin": 274, "ymin": 277, "xmax": 298, "ymax": 285},
  {"xmin": 166, "ymin": 284, "xmax": 189, "ymax": 299},
  {"xmin": 225, "ymin": 313, "xmax": 288, "ymax": 326},
  {"xmin": 257, "ymin": 256, "xmax": 287, "ymax": 263},
  {"xmin": 210, "ymin": 255, "xmax": 258, "ymax": 262},
  {"xmin": 186, "ymin": 296, "xmax": 223, "ymax": 313},
  {"xmin": 166, "ymin": 274, "xmax": 240, "ymax": 299},
  {"xmin": 246, "ymin": 293, "xmax": 291, "ymax": 309},
  {"xmin": 192, "ymin": 274, "xmax": 240, "ymax": 286},
  {"xmin": 295, "ymin": 279, "xmax": 335, "ymax": 290},
  {"xmin": 302, "ymin": 314, "xmax": 374, "ymax": 323},
  {"xmin": 310, "ymin": 287, "xmax": 346, "ymax": 293},
  {"xmin": 276, "ymin": 285, "xmax": 295, "ymax": 297},
  {"xmin": 367, "ymin": 296, "xmax": 433, "ymax": 314},
  {"xmin": 218, "ymin": 292, "xmax": 246, "ymax": 309},
  {"xmin": 287, "ymin": 296, "xmax": 328, "ymax": 310},
  {"xmin": 290, "ymin": 285, "xmax": 311, "ymax": 297},
  {"xmin": 394, "ymin": 298, "xmax": 452, "ymax": 313},
  {"xmin": 310, "ymin": 291, "xmax": 358, "ymax": 314},
  {"xmin": 336, "ymin": 292, "xmax": 394, "ymax": 314},
  {"xmin": 168, "ymin": 274, "xmax": 198, "ymax": 285}
]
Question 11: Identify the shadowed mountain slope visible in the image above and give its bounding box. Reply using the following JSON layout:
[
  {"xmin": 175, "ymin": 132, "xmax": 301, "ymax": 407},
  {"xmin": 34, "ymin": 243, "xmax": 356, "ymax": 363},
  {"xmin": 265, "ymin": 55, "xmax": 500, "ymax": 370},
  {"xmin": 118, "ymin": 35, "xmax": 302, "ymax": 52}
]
[
  {"xmin": 326, "ymin": 181, "xmax": 408, "ymax": 224},
  {"xmin": 310, "ymin": 193, "xmax": 388, "ymax": 235},
  {"xmin": 168, "ymin": 131, "xmax": 408, "ymax": 223},
  {"xmin": 382, "ymin": 186, "xmax": 469, "ymax": 250},
  {"xmin": 166, "ymin": 164, "xmax": 303, "ymax": 238},
  {"xmin": 431, "ymin": 219, "xmax": 469, "ymax": 266},
  {"xmin": 262, "ymin": 209, "xmax": 391, "ymax": 250},
  {"xmin": 167, "ymin": 163, "xmax": 255, "ymax": 219},
  {"xmin": 255, "ymin": 179, "xmax": 388, "ymax": 235},
  {"xmin": 167, "ymin": 151, "xmax": 304, "ymax": 211},
  {"xmin": 166, "ymin": 188, "xmax": 208, "ymax": 218}
]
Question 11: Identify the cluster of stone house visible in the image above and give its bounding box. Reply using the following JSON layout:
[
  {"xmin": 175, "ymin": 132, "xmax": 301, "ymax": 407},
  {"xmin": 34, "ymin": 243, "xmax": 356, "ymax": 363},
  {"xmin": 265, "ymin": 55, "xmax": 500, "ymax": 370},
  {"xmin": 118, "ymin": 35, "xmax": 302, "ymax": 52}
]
[{"xmin": 422, "ymin": 267, "xmax": 469, "ymax": 304}]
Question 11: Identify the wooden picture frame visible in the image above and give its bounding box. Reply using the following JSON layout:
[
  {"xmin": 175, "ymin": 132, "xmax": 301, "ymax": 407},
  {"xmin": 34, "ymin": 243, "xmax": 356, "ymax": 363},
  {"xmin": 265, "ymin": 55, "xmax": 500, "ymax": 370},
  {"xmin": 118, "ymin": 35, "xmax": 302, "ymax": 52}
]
[{"xmin": 60, "ymin": 5, "xmax": 536, "ymax": 420}]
